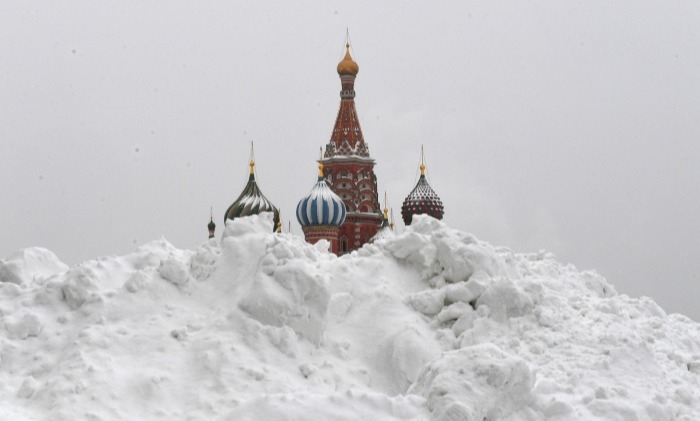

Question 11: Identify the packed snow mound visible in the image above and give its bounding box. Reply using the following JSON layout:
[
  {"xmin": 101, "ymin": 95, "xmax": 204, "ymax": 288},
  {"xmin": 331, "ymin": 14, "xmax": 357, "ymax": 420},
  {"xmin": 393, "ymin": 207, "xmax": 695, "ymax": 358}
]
[
  {"xmin": 1, "ymin": 214, "xmax": 699, "ymax": 420},
  {"xmin": 0, "ymin": 247, "xmax": 68, "ymax": 285}
]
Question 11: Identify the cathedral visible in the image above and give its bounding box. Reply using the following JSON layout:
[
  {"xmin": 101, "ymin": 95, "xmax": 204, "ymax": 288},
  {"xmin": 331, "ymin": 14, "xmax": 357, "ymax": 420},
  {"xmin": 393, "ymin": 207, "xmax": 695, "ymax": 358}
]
[{"xmin": 210, "ymin": 41, "xmax": 445, "ymax": 255}]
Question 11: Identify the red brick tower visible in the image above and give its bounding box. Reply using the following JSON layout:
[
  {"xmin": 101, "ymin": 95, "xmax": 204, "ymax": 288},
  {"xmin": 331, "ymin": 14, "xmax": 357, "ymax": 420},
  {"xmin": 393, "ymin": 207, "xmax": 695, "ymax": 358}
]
[{"xmin": 320, "ymin": 42, "xmax": 382, "ymax": 254}]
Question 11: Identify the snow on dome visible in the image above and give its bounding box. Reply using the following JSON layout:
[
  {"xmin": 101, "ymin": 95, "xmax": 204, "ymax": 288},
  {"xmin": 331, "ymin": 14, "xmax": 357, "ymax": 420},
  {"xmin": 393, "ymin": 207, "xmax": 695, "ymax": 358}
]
[
  {"xmin": 296, "ymin": 166, "xmax": 346, "ymax": 227},
  {"xmin": 370, "ymin": 207, "xmax": 395, "ymax": 243},
  {"xmin": 1, "ymin": 214, "xmax": 700, "ymax": 420},
  {"xmin": 370, "ymin": 224, "xmax": 395, "ymax": 243}
]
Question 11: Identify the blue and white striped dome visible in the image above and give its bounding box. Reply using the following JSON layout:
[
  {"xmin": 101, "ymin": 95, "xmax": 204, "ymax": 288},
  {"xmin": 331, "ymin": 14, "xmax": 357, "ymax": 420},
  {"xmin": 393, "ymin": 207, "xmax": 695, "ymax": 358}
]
[{"xmin": 297, "ymin": 167, "xmax": 347, "ymax": 227}]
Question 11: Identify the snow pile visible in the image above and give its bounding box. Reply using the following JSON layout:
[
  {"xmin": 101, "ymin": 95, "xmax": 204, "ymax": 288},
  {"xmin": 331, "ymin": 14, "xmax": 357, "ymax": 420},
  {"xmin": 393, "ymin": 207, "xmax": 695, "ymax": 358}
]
[
  {"xmin": 1, "ymin": 214, "xmax": 699, "ymax": 420},
  {"xmin": 0, "ymin": 247, "xmax": 68, "ymax": 285}
]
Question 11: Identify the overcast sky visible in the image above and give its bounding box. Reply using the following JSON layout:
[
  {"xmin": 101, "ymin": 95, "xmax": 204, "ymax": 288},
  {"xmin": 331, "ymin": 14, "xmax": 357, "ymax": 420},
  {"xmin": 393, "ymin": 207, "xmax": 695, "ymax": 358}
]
[{"xmin": 1, "ymin": 1, "xmax": 699, "ymax": 320}]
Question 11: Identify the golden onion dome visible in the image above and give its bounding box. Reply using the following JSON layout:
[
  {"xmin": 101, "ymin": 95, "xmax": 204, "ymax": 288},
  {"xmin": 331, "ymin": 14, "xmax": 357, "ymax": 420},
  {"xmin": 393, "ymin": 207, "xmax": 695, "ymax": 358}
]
[{"xmin": 337, "ymin": 43, "xmax": 359, "ymax": 76}]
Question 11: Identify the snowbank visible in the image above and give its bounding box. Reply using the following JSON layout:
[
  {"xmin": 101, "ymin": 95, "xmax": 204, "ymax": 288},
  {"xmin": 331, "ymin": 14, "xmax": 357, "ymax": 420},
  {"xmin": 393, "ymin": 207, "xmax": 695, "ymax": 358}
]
[{"xmin": 1, "ymin": 214, "xmax": 699, "ymax": 420}]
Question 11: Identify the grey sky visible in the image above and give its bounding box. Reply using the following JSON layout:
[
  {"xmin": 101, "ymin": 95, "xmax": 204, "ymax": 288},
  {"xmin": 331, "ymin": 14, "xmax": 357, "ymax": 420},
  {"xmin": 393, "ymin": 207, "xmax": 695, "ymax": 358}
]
[{"xmin": 2, "ymin": 1, "xmax": 699, "ymax": 320}]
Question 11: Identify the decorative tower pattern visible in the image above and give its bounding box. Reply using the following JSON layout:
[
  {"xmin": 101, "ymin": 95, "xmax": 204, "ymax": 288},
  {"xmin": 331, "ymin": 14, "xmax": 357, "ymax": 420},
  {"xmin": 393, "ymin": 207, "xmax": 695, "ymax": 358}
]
[
  {"xmin": 224, "ymin": 152, "xmax": 280, "ymax": 231},
  {"xmin": 321, "ymin": 42, "xmax": 382, "ymax": 253},
  {"xmin": 296, "ymin": 162, "xmax": 347, "ymax": 254},
  {"xmin": 401, "ymin": 148, "xmax": 444, "ymax": 225}
]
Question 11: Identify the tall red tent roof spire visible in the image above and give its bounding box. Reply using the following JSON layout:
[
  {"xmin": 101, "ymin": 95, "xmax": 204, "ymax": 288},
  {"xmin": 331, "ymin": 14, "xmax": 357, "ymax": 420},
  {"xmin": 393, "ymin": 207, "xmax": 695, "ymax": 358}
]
[{"xmin": 324, "ymin": 35, "xmax": 370, "ymax": 159}]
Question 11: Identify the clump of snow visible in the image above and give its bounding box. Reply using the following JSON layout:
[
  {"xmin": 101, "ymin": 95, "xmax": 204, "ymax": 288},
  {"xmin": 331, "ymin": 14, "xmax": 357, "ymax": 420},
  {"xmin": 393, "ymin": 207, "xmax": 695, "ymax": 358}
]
[
  {"xmin": 0, "ymin": 247, "xmax": 68, "ymax": 285},
  {"xmin": 5, "ymin": 312, "xmax": 42, "ymax": 340},
  {"xmin": 1, "ymin": 213, "xmax": 699, "ymax": 420},
  {"xmin": 410, "ymin": 343, "xmax": 535, "ymax": 420},
  {"xmin": 61, "ymin": 265, "xmax": 101, "ymax": 310},
  {"xmin": 158, "ymin": 257, "xmax": 191, "ymax": 286}
]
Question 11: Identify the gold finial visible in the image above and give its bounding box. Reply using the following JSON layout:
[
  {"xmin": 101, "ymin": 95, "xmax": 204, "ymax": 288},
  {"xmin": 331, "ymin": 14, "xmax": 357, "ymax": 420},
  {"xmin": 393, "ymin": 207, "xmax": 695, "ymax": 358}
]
[
  {"xmin": 249, "ymin": 141, "xmax": 256, "ymax": 175},
  {"xmin": 383, "ymin": 192, "xmax": 389, "ymax": 220},
  {"xmin": 337, "ymin": 32, "xmax": 359, "ymax": 76},
  {"xmin": 276, "ymin": 209, "xmax": 282, "ymax": 233},
  {"xmin": 420, "ymin": 145, "xmax": 426, "ymax": 176},
  {"xmin": 318, "ymin": 147, "xmax": 324, "ymax": 177},
  {"xmin": 390, "ymin": 208, "xmax": 395, "ymax": 231}
]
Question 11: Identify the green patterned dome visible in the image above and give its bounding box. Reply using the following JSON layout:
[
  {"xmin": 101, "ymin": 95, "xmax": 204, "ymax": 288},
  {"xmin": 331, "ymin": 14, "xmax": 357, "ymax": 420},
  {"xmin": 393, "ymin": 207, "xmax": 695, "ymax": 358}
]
[{"xmin": 224, "ymin": 160, "xmax": 280, "ymax": 231}]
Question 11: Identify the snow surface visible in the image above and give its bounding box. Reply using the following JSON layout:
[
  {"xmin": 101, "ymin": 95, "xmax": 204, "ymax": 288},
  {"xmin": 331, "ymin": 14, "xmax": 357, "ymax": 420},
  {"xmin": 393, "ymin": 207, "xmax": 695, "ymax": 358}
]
[{"xmin": 1, "ymin": 214, "xmax": 699, "ymax": 420}]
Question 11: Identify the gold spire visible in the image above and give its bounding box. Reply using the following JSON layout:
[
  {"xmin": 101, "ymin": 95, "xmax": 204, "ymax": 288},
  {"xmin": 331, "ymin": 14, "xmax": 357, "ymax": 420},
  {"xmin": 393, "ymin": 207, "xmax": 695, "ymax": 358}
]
[
  {"xmin": 420, "ymin": 145, "xmax": 426, "ymax": 176},
  {"xmin": 337, "ymin": 41, "xmax": 359, "ymax": 76},
  {"xmin": 390, "ymin": 208, "xmax": 395, "ymax": 231},
  {"xmin": 383, "ymin": 191, "xmax": 389, "ymax": 220},
  {"xmin": 249, "ymin": 141, "xmax": 256, "ymax": 175},
  {"xmin": 318, "ymin": 147, "xmax": 324, "ymax": 177},
  {"xmin": 276, "ymin": 209, "xmax": 282, "ymax": 233}
]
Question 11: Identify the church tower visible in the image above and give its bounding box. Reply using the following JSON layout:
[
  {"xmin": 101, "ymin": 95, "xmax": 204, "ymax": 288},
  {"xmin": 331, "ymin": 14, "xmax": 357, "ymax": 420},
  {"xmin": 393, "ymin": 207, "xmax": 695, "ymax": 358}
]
[
  {"xmin": 296, "ymin": 161, "xmax": 347, "ymax": 254},
  {"xmin": 321, "ymin": 42, "xmax": 382, "ymax": 254},
  {"xmin": 401, "ymin": 147, "xmax": 444, "ymax": 225},
  {"xmin": 224, "ymin": 145, "xmax": 280, "ymax": 231},
  {"xmin": 207, "ymin": 208, "xmax": 216, "ymax": 239}
]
